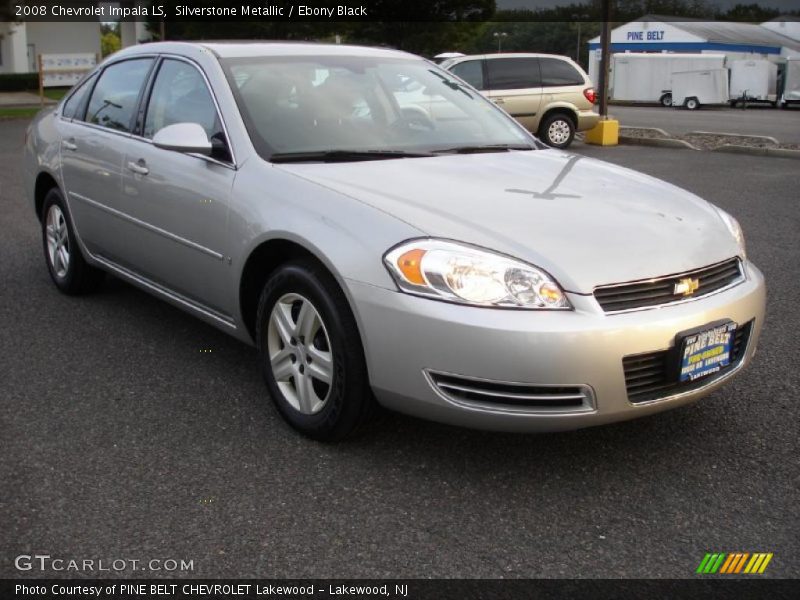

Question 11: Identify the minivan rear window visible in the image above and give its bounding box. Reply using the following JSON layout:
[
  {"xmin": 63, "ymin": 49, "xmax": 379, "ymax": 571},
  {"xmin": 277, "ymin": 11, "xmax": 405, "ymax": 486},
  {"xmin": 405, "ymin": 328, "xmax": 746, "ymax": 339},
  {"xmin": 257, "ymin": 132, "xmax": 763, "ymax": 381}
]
[
  {"xmin": 486, "ymin": 58, "xmax": 541, "ymax": 90},
  {"xmin": 450, "ymin": 60, "xmax": 484, "ymax": 90},
  {"xmin": 539, "ymin": 58, "xmax": 584, "ymax": 87}
]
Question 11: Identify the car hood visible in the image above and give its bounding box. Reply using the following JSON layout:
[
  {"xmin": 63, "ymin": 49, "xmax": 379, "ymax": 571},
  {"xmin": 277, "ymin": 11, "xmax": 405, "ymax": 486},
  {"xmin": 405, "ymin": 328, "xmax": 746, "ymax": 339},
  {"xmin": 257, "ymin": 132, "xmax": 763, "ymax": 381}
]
[{"xmin": 277, "ymin": 149, "xmax": 740, "ymax": 293}]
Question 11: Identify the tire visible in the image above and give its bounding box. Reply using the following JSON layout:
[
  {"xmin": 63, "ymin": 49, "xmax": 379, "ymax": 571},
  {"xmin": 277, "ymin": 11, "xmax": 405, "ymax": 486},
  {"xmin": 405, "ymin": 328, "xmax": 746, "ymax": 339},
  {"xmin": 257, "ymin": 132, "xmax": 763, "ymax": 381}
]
[
  {"xmin": 538, "ymin": 113, "xmax": 575, "ymax": 149},
  {"xmin": 41, "ymin": 187, "xmax": 105, "ymax": 295},
  {"xmin": 255, "ymin": 259, "xmax": 375, "ymax": 441},
  {"xmin": 659, "ymin": 93, "xmax": 672, "ymax": 107},
  {"xmin": 685, "ymin": 97, "xmax": 699, "ymax": 110}
]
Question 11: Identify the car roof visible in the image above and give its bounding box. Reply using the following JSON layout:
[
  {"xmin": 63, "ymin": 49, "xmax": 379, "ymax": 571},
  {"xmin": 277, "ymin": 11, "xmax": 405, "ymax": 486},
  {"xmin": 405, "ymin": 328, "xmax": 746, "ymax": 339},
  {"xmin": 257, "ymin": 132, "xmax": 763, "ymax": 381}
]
[
  {"xmin": 448, "ymin": 53, "xmax": 577, "ymax": 61},
  {"xmin": 111, "ymin": 41, "xmax": 416, "ymax": 61}
]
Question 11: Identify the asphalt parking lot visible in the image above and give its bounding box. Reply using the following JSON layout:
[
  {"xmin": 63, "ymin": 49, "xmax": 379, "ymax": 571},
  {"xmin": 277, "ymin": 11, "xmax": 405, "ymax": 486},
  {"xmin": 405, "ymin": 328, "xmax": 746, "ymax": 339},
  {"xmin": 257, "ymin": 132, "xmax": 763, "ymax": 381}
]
[
  {"xmin": 611, "ymin": 104, "xmax": 800, "ymax": 144},
  {"xmin": 1, "ymin": 118, "xmax": 798, "ymax": 579}
]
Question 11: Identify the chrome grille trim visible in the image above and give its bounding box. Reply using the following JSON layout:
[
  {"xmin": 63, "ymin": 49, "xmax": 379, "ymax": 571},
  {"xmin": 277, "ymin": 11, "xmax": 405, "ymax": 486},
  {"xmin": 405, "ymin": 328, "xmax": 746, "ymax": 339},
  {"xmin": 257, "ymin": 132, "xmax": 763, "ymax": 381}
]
[
  {"xmin": 425, "ymin": 370, "xmax": 596, "ymax": 415},
  {"xmin": 594, "ymin": 258, "xmax": 744, "ymax": 314}
]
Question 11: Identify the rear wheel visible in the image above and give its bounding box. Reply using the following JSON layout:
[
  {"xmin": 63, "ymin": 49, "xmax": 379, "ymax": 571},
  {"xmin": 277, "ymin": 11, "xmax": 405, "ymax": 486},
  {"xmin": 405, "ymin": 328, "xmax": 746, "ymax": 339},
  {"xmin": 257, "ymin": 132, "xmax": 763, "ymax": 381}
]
[
  {"xmin": 255, "ymin": 260, "xmax": 375, "ymax": 441},
  {"xmin": 41, "ymin": 187, "xmax": 104, "ymax": 294},
  {"xmin": 539, "ymin": 113, "xmax": 575, "ymax": 149},
  {"xmin": 659, "ymin": 93, "xmax": 672, "ymax": 107}
]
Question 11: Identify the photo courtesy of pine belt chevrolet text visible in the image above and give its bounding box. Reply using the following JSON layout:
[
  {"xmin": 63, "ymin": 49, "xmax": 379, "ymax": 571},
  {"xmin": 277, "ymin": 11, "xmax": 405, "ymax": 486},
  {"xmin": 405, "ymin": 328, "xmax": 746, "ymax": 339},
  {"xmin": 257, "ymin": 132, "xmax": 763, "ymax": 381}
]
[{"xmin": 23, "ymin": 42, "xmax": 766, "ymax": 441}]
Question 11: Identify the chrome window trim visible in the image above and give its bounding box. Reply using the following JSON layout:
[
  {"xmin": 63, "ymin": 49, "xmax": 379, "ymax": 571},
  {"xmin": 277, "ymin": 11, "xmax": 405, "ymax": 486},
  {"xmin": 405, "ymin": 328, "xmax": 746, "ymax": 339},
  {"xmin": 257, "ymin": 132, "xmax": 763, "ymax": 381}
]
[
  {"xmin": 59, "ymin": 52, "xmax": 238, "ymax": 170},
  {"xmin": 594, "ymin": 257, "xmax": 745, "ymax": 315}
]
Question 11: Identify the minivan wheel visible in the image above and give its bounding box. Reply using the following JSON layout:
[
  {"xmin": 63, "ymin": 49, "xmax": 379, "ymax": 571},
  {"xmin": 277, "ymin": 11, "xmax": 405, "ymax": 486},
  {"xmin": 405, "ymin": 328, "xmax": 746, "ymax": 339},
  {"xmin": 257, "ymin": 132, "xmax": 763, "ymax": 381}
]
[
  {"xmin": 539, "ymin": 113, "xmax": 575, "ymax": 149},
  {"xmin": 660, "ymin": 93, "xmax": 672, "ymax": 107},
  {"xmin": 255, "ymin": 259, "xmax": 375, "ymax": 441},
  {"xmin": 41, "ymin": 188, "xmax": 104, "ymax": 294}
]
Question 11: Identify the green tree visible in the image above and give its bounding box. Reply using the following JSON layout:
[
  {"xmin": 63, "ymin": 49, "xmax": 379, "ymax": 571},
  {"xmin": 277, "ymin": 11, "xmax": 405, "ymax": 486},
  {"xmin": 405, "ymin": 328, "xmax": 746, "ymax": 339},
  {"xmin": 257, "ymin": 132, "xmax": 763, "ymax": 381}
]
[{"xmin": 101, "ymin": 31, "xmax": 121, "ymax": 57}]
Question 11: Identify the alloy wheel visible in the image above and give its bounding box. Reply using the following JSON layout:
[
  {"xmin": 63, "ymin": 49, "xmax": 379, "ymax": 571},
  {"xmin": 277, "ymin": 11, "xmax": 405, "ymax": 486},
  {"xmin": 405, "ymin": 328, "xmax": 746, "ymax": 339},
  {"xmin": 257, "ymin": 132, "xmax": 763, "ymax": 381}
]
[
  {"xmin": 267, "ymin": 293, "xmax": 334, "ymax": 415},
  {"xmin": 45, "ymin": 204, "xmax": 70, "ymax": 278}
]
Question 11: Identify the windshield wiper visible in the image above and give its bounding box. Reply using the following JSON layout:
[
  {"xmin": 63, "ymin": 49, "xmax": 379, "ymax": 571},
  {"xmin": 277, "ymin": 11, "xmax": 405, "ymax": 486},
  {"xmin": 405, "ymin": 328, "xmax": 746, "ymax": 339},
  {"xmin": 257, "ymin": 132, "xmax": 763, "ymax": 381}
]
[
  {"xmin": 432, "ymin": 144, "xmax": 536, "ymax": 155},
  {"xmin": 270, "ymin": 149, "xmax": 434, "ymax": 163}
]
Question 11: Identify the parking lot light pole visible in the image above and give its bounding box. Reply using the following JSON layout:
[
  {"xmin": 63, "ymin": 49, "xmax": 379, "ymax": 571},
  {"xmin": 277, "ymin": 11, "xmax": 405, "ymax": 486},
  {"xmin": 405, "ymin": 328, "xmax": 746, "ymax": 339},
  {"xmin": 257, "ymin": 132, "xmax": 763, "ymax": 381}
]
[{"xmin": 493, "ymin": 32, "xmax": 508, "ymax": 52}]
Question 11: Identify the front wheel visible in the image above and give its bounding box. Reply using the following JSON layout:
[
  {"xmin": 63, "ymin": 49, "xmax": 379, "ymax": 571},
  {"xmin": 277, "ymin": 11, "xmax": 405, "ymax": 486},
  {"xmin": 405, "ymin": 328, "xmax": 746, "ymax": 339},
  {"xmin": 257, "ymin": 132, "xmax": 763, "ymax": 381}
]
[
  {"xmin": 41, "ymin": 187, "xmax": 104, "ymax": 294},
  {"xmin": 539, "ymin": 113, "xmax": 575, "ymax": 149},
  {"xmin": 685, "ymin": 97, "xmax": 699, "ymax": 110},
  {"xmin": 255, "ymin": 260, "xmax": 375, "ymax": 441}
]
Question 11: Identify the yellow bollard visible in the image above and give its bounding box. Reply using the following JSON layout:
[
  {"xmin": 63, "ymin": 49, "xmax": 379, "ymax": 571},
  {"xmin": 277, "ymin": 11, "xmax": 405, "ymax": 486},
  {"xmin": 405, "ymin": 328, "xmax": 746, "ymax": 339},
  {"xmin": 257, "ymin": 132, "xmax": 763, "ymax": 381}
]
[{"xmin": 585, "ymin": 118, "xmax": 619, "ymax": 146}]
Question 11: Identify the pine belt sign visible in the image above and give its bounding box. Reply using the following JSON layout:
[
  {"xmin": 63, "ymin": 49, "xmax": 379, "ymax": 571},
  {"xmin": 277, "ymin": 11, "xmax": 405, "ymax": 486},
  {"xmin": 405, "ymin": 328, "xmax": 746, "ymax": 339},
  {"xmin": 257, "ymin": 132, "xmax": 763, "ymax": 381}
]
[{"xmin": 38, "ymin": 53, "xmax": 98, "ymax": 104}]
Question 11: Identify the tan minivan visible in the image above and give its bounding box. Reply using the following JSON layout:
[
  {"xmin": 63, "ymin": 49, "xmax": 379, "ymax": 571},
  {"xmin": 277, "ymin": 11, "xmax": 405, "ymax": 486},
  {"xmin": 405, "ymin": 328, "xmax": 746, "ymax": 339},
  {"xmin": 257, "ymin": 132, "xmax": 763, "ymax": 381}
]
[{"xmin": 442, "ymin": 53, "xmax": 599, "ymax": 149}]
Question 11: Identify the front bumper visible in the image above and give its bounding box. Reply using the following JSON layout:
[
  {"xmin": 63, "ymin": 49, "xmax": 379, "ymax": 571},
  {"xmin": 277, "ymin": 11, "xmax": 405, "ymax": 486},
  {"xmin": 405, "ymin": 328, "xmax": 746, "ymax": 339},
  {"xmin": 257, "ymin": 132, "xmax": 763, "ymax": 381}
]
[{"xmin": 348, "ymin": 261, "xmax": 765, "ymax": 432}]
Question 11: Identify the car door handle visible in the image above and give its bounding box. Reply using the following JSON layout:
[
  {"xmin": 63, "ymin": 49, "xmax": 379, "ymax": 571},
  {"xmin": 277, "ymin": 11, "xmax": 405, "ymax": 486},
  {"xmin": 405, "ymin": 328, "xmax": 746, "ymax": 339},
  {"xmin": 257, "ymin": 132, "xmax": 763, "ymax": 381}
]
[
  {"xmin": 62, "ymin": 139, "xmax": 77, "ymax": 151},
  {"xmin": 492, "ymin": 98, "xmax": 505, "ymax": 105},
  {"xmin": 127, "ymin": 160, "xmax": 149, "ymax": 176}
]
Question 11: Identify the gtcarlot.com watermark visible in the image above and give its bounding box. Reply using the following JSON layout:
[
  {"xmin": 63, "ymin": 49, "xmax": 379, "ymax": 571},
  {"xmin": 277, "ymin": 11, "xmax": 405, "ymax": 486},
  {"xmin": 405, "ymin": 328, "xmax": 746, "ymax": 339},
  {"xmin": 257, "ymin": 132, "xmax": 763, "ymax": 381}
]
[{"xmin": 15, "ymin": 554, "xmax": 194, "ymax": 573}]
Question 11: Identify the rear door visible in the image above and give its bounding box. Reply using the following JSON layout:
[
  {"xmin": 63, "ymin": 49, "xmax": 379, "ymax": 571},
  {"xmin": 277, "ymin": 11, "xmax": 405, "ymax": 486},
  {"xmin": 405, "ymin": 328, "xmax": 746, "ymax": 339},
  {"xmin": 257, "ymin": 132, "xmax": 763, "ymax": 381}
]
[
  {"xmin": 117, "ymin": 57, "xmax": 237, "ymax": 317},
  {"xmin": 59, "ymin": 58, "xmax": 154, "ymax": 258},
  {"xmin": 485, "ymin": 57, "xmax": 542, "ymax": 131},
  {"xmin": 538, "ymin": 57, "xmax": 589, "ymax": 109}
]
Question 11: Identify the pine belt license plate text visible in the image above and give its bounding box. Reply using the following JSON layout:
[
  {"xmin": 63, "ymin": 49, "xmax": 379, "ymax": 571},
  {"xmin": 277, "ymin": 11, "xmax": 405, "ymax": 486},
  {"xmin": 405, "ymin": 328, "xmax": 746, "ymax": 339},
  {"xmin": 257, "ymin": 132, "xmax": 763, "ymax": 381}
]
[{"xmin": 679, "ymin": 322, "xmax": 737, "ymax": 382}]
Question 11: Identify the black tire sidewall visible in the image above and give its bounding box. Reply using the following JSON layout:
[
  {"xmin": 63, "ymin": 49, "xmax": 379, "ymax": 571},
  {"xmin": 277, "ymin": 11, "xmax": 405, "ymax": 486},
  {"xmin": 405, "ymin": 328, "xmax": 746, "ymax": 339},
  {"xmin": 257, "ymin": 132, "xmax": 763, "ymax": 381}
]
[
  {"xmin": 256, "ymin": 261, "xmax": 369, "ymax": 440},
  {"xmin": 540, "ymin": 114, "xmax": 575, "ymax": 149}
]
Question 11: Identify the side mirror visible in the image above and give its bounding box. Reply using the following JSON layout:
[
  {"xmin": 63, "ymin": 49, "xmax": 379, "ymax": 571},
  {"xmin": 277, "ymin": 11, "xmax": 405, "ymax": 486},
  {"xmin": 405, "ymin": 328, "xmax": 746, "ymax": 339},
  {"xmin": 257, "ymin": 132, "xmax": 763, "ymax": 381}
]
[{"xmin": 152, "ymin": 123, "xmax": 212, "ymax": 155}]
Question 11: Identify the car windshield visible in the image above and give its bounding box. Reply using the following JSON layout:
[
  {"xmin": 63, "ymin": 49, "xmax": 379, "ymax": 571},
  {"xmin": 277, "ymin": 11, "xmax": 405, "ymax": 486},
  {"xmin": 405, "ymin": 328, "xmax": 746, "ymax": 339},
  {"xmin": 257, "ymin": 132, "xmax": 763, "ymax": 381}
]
[{"xmin": 221, "ymin": 54, "xmax": 537, "ymax": 161}]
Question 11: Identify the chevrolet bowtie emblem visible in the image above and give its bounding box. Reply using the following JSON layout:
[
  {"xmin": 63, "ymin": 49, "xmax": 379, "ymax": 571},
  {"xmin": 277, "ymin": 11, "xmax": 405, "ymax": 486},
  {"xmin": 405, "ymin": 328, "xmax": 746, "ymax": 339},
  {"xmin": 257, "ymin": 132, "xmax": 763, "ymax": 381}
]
[{"xmin": 675, "ymin": 277, "xmax": 700, "ymax": 296}]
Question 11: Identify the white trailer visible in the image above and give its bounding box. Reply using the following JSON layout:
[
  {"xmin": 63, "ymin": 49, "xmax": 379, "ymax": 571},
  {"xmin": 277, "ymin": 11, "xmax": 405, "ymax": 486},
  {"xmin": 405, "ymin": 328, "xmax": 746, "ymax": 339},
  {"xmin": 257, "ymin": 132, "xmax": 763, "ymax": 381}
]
[
  {"xmin": 610, "ymin": 53, "xmax": 726, "ymax": 106},
  {"xmin": 672, "ymin": 69, "xmax": 730, "ymax": 110},
  {"xmin": 781, "ymin": 57, "xmax": 800, "ymax": 108},
  {"xmin": 729, "ymin": 59, "xmax": 778, "ymax": 105}
]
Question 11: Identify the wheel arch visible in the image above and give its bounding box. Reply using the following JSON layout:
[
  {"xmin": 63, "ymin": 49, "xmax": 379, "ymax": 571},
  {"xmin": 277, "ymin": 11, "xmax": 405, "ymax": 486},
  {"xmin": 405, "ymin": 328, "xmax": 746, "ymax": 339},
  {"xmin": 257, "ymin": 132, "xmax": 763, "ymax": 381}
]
[
  {"xmin": 34, "ymin": 171, "xmax": 61, "ymax": 221},
  {"xmin": 237, "ymin": 235, "xmax": 367, "ymax": 352},
  {"xmin": 538, "ymin": 106, "xmax": 578, "ymax": 131}
]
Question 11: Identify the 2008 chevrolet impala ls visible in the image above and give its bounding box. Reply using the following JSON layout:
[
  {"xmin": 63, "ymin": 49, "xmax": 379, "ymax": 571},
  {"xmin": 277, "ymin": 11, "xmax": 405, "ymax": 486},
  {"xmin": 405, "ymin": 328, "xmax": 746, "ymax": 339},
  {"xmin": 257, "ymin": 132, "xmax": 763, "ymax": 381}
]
[{"xmin": 23, "ymin": 42, "xmax": 765, "ymax": 440}]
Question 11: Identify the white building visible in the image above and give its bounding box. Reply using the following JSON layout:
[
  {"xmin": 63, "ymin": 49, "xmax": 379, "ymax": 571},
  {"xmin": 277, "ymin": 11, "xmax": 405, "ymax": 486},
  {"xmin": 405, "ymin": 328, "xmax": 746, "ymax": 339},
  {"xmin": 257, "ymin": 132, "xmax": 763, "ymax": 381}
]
[
  {"xmin": 588, "ymin": 15, "xmax": 800, "ymax": 85},
  {"xmin": 0, "ymin": 20, "xmax": 149, "ymax": 74}
]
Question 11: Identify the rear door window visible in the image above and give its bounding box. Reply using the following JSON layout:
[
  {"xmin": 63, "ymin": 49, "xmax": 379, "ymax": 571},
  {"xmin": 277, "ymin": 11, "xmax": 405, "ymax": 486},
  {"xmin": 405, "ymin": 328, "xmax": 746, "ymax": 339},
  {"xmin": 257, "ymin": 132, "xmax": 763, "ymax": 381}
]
[
  {"xmin": 539, "ymin": 58, "xmax": 585, "ymax": 87},
  {"xmin": 86, "ymin": 58, "xmax": 153, "ymax": 133},
  {"xmin": 486, "ymin": 58, "xmax": 541, "ymax": 90},
  {"xmin": 62, "ymin": 74, "xmax": 96, "ymax": 120},
  {"xmin": 449, "ymin": 60, "xmax": 485, "ymax": 90}
]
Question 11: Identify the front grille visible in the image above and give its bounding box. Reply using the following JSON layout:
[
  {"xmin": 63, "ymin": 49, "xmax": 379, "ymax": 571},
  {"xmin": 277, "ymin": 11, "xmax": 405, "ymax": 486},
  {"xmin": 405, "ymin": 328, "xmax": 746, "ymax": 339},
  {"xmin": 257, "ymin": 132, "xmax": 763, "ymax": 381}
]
[
  {"xmin": 427, "ymin": 371, "xmax": 594, "ymax": 412},
  {"xmin": 594, "ymin": 258, "xmax": 743, "ymax": 313},
  {"xmin": 623, "ymin": 320, "xmax": 753, "ymax": 404}
]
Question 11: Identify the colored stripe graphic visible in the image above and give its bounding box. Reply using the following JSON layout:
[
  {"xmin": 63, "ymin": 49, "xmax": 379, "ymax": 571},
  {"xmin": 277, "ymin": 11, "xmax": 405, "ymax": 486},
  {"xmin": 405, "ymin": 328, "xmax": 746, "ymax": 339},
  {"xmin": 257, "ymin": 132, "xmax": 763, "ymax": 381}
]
[{"xmin": 700, "ymin": 552, "xmax": 773, "ymax": 574}]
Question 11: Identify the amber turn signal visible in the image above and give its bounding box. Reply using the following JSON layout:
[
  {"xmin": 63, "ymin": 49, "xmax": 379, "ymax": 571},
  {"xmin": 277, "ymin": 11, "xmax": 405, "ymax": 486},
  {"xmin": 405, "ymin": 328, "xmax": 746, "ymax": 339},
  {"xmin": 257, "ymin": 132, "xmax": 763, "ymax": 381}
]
[{"xmin": 396, "ymin": 248, "xmax": 427, "ymax": 285}]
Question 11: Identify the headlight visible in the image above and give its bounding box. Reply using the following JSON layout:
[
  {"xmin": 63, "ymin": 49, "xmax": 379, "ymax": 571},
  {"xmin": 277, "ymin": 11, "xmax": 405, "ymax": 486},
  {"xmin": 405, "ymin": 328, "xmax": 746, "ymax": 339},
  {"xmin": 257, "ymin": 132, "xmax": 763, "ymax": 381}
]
[
  {"xmin": 383, "ymin": 239, "xmax": 571, "ymax": 309},
  {"xmin": 715, "ymin": 208, "xmax": 746, "ymax": 257}
]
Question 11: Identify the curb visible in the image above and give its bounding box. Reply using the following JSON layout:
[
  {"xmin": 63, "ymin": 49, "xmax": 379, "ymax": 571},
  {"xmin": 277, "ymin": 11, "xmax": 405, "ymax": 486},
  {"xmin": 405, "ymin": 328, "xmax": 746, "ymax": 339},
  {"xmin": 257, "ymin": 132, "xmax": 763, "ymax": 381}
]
[
  {"xmin": 689, "ymin": 131, "xmax": 781, "ymax": 145},
  {"xmin": 618, "ymin": 135, "xmax": 699, "ymax": 150},
  {"xmin": 620, "ymin": 125, "xmax": 671, "ymax": 137},
  {"xmin": 712, "ymin": 144, "xmax": 800, "ymax": 159}
]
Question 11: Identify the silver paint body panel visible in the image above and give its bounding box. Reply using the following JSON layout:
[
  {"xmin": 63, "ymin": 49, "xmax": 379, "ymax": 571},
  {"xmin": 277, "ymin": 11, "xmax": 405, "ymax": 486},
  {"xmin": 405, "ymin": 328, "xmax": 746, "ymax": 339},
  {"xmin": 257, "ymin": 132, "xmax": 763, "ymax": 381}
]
[{"xmin": 23, "ymin": 42, "xmax": 766, "ymax": 432}]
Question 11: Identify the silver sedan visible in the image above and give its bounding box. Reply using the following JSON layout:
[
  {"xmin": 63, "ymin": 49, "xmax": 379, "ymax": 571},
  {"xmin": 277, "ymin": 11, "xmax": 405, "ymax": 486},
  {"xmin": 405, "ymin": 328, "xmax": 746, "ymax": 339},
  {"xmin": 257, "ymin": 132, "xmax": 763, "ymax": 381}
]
[{"xmin": 23, "ymin": 42, "xmax": 766, "ymax": 440}]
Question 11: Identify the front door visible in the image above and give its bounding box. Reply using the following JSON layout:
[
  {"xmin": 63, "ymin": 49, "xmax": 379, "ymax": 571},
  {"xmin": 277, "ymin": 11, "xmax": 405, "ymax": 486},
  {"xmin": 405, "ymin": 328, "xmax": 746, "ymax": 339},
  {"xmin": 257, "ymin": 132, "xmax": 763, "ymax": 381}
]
[{"xmin": 117, "ymin": 58, "xmax": 237, "ymax": 317}]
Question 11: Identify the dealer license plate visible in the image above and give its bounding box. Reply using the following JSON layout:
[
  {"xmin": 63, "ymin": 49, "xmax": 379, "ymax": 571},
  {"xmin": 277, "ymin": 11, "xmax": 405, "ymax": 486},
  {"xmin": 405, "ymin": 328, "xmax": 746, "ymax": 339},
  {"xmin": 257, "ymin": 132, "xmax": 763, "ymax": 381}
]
[{"xmin": 679, "ymin": 322, "xmax": 737, "ymax": 383}]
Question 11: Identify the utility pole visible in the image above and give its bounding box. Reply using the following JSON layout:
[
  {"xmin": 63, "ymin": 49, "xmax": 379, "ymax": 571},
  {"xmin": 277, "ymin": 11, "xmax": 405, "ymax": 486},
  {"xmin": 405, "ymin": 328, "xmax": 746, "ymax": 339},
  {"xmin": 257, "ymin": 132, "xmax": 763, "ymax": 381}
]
[{"xmin": 584, "ymin": 0, "xmax": 619, "ymax": 145}]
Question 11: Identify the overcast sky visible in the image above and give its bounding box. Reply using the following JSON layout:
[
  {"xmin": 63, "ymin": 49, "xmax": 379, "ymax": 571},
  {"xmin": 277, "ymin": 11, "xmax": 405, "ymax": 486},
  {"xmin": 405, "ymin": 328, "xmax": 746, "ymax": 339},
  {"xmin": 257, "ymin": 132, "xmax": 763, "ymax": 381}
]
[{"xmin": 497, "ymin": 0, "xmax": 798, "ymax": 12}]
